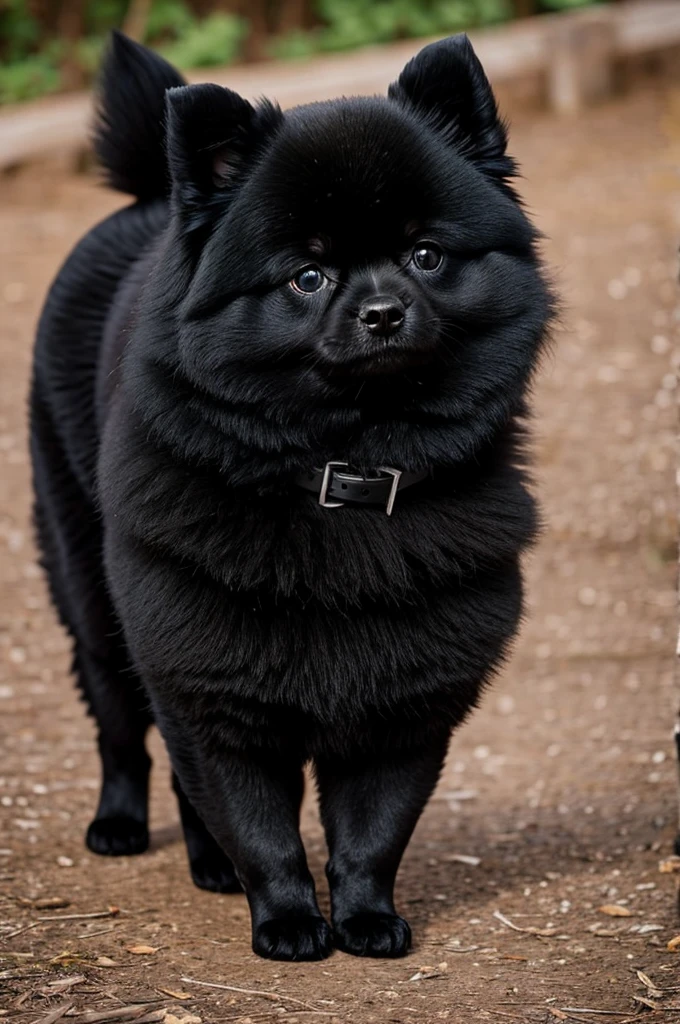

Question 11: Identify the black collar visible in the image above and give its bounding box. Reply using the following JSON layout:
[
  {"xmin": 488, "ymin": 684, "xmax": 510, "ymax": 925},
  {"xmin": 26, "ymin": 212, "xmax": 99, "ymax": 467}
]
[{"xmin": 295, "ymin": 461, "xmax": 430, "ymax": 516}]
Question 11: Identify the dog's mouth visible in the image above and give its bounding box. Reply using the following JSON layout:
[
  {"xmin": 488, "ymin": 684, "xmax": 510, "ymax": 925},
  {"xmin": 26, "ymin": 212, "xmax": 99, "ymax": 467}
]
[
  {"xmin": 338, "ymin": 349, "xmax": 431, "ymax": 378},
  {"xmin": 317, "ymin": 334, "xmax": 439, "ymax": 378}
]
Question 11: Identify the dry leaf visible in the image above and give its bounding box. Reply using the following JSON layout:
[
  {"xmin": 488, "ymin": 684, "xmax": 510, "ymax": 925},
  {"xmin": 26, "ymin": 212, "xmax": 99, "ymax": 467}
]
[
  {"xmin": 659, "ymin": 856, "xmax": 680, "ymax": 873},
  {"xmin": 33, "ymin": 897, "xmax": 70, "ymax": 910},
  {"xmin": 49, "ymin": 952, "xmax": 90, "ymax": 967},
  {"xmin": 41, "ymin": 976, "xmax": 86, "ymax": 994},
  {"xmin": 165, "ymin": 1016, "xmax": 201, "ymax": 1024},
  {"xmin": 547, "ymin": 1011, "xmax": 569, "ymax": 1021},
  {"xmin": 409, "ymin": 966, "xmax": 444, "ymax": 981},
  {"xmin": 634, "ymin": 996, "xmax": 659, "ymax": 1010},
  {"xmin": 126, "ymin": 945, "xmax": 158, "ymax": 955},
  {"xmin": 157, "ymin": 989, "xmax": 192, "ymax": 1001},
  {"xmin": 598, "ymin": 905, "xmax": 632, "ymax": 917},
  {"xmin": 667, "ymin": 935, "xmax": 680, "ymax": 952},
  {"xmin": 636, "ymin": 970, "xmax": 663, "ymax": 998},
  {"xmin": 95, "ymin": 956, "xmax": 117, "ymax": 967}
]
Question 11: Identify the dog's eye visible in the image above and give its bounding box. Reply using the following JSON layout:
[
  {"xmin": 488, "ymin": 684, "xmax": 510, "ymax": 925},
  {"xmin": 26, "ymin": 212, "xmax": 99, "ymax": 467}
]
[
  {"xmin": 412, "ymin": 243, "xmax": 442, "ymax": 272},
  {"xmin": 291, "ymin": 266, "xmax": 325, "ymax": 293}
]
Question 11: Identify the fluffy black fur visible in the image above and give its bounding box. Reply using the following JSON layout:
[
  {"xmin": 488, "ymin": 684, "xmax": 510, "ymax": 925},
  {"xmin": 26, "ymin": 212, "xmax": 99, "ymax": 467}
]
[{"xmin": 30, "ymin": 31, "xmax": 554, "ymax": 961}]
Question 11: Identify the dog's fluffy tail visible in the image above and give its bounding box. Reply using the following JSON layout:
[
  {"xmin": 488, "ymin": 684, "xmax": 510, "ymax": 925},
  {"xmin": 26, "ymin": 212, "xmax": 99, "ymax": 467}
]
[{"xmin": 93, "ymin": 31, "xmax": 185, "ymax": 202}]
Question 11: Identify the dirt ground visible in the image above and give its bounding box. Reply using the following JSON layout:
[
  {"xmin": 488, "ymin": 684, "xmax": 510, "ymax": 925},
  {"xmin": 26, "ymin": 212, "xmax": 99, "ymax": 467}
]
[{"xmin": 1, "ymin": 81, "xmax": 679, "ymax": 1024}]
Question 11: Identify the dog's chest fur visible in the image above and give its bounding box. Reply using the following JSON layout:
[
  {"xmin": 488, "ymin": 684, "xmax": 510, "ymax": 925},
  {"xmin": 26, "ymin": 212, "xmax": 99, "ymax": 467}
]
[{"xmin": 99, "ymin": 368, "xmax": 534, "ymax": 752}]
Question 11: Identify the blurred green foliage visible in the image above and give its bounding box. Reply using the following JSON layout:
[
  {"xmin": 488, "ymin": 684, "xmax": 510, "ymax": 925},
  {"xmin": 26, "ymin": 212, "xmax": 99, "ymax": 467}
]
[
  {"xmin": 270, "ymin": 0, "xmax": 511, "ymax": 59},
  {"xmin": 2, "ymin": 0, "xmax": 38, "ymax": 62},
  {"xmin": 159, "ymin": 12, "xmax": 246, "ymax": 67},
  {"xmin": 0, "ymin": 0, "xmax": 607, "ymax": 105},
  {"xmin": 0, "ymin": 0, "xmax": 241, "ymax": 102},
  {"xmin": 542, "ymin": 0, "xmax": 596, "ymax": 8},
  {"xmin": 0, "ymin": 50, "xmax": 63, "ymax": 103}
]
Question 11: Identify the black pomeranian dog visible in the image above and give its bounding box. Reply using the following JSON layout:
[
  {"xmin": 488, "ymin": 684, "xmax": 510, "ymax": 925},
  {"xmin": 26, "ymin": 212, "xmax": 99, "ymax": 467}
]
[{"xmin": 31, "ymin": 31, "xmax": 553, "ymax": 961}]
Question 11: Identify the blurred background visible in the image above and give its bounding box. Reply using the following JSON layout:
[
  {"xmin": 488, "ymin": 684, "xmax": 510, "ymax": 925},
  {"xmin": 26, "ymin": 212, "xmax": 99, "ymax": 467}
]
[
  {"xmin": 0, "ymin": 0, "xmax": 638, "ymax": 104},
  {"xmin": 1, "ymin": 1, "xmax": 680, "ymax": 1022}
]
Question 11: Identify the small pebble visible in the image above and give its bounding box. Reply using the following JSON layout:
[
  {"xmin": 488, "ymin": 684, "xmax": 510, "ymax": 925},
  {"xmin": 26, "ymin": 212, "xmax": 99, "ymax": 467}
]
[{"xmin": 647, "ymin": 335, "xmax": 667, "ymax": 356}]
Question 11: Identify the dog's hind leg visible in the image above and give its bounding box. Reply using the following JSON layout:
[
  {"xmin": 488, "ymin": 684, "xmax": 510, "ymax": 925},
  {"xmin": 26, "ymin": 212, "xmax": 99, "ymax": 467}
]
[
  {"xmin": 46, "ymin": 554, "xmax": 153, "ymax": 857},
  {"xmin": 172, "ymin": 773, "xmax": 242, "ymax": 892},
  {"xmin": 31, "ymin": 400, "xmax": 153, "ymax": 856},
  {"xmin": 79, "ymin": 644, "xmax": 153, "ymax": 856}
]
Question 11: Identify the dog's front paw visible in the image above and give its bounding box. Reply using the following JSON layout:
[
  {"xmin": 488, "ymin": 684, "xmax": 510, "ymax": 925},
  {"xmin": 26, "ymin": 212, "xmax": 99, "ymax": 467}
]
[
  {"xmin": 86, "ymin": 816, "xmax": 149, "ymax": 856},
  {"xmin": 334, "ymin": 912, "xmax": 411, "ymax": 957},
  {"xmin": 190, "ymin": 852, "xmax": 242, "ymax": 893},
  {"xmin": 253, "ymin": 915, "xmax": 333, "ymax": 961}
]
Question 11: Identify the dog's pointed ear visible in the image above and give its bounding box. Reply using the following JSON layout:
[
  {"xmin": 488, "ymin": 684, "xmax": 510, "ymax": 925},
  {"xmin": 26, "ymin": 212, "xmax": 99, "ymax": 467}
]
[
  {"xmin": 388, "ymin": 34, "xmax": 515, "ymax": 184},
  {"xmin": 166, "ymin": 84, "xmax": 281, "ymax": 219}
]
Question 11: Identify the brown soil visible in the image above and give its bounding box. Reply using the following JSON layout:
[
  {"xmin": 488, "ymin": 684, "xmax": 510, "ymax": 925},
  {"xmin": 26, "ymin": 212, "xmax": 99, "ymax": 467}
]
[{"xmin": 0, "ymin": 84, "xmax": 679, "ymax": 1024}]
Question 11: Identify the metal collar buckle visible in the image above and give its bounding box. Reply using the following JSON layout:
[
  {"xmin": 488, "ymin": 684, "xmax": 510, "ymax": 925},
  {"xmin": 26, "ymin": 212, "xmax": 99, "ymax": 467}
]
[{"xmin": 318, "ymin": 461, "xmax": 404, "ymax": 516}]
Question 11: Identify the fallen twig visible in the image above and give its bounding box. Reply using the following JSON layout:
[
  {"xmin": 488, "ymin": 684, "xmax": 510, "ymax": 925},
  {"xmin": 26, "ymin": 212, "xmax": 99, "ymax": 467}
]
[
  {"xmin": 209, "ymin": 1015, "xmax": 336, "ymax": 1022},
  {"xmin": 618, "ymin": 1015, "xmax": 680, "ymax": 1024},
  {"xmin": 77, "ymin": 927, "xmax": 117, "ymax": 939},
  {"xmin": 1, "ymin": 921, "xmax": 40, "ymax": 942},
  {"xmin": 31, "ymin": 1003, "xmax": 74, "ymax": 1024},
  {"xmin": 560, "ymin": 1011, "xmax": 630, "ymax": 1017},
  {"xmin": 492, "ymin": 911, "xmax": 557, "ymax": 937},
  {"xmin": 66, "ymin": 1008, "xmax": 166, "ymax": 1024},
  {"xmin": 180, "ymin": 976, "xmax": 320, "ymax": 1011},
  {"xmin": 38, "ymin": 909, "xmax": 119, "ymax": 922},
  {"xmin": 0, "ymin": 968, "xmax": 48, "ymax": 981}
]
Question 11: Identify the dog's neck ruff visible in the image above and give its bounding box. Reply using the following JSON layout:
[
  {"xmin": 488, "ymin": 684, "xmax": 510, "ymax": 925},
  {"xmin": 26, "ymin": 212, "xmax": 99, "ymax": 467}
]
[{"xmin": 294, "ymin": 462, "xmax": 430, "ymax": 516}]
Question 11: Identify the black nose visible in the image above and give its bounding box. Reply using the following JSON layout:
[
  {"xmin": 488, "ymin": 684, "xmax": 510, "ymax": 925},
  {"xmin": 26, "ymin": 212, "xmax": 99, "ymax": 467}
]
[{"xmin": 358, "ymin": 296, "xmax": 405, "ymax": 336}]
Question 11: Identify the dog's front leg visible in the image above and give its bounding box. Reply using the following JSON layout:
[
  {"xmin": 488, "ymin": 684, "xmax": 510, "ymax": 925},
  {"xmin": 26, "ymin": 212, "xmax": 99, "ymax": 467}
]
[
  {"xmin": 316, "ymin": 728, "xmax": 450, "ymax": 958},
  {"xmin": 159, "ymin": 714, "xmax": 332, "ymax": 961}
]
